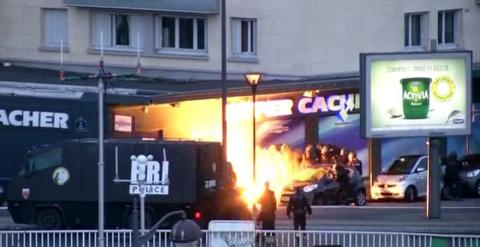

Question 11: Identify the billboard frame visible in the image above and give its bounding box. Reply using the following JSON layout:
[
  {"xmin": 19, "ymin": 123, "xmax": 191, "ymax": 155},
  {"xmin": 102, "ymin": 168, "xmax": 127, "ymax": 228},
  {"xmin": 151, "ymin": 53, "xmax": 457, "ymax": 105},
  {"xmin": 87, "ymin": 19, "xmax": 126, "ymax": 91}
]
[{"xmin": 360, "ymin": 51, "xmax": 472, "ymax": 138}]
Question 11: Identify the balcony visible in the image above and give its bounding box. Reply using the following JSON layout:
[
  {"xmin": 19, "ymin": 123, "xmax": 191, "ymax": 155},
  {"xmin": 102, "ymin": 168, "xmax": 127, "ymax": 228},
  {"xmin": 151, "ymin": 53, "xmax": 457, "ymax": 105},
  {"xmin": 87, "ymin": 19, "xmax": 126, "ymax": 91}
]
[{"xmin": 64, "ymin": 0, "xmax": 219, "ymax": 14}]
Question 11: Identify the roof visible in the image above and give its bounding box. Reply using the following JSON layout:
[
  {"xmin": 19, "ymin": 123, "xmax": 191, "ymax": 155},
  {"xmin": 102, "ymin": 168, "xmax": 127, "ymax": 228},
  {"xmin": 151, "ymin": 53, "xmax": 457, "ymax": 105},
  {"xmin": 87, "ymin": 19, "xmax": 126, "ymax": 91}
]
[
  {"xmin": 62, "ymin": 138, "xmax": 220, "ymax": 145},
  {"xmin": 0, "ymin": 65, "xmax": 359, "ymax": 105}
]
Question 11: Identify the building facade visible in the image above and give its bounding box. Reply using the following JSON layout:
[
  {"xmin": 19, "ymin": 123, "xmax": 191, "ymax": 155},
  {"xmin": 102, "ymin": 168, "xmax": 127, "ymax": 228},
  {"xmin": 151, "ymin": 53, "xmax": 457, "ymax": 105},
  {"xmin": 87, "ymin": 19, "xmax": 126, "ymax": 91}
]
[
  {"xmin": 0, "ymin": 0, "xmax": 479, "ymax": 80},
  {"xmin": 1, "ymin": 0, "xmax": 480, "ymax": 199}
]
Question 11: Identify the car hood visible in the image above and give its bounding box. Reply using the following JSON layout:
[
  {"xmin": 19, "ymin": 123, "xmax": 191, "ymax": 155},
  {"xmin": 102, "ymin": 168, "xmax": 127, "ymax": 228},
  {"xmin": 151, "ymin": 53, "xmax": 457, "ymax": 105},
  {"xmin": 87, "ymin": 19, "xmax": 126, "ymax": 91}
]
[
  {"xmin": 461, "ymin": 165, "xmax": 480, "ymax": 172},
  {"xmin": 283, "ymin": 181, "xmax": 316, "ymax": 192},
  {"xmin": 375, "ymin": 174, "xmax": 405, "ymax": 184}
]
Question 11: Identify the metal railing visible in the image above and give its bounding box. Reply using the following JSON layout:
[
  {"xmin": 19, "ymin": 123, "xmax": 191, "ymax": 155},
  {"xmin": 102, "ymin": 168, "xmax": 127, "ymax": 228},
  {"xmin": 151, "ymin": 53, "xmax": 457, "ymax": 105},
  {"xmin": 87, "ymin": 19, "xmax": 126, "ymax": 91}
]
[{"xmin": 0, "ymin": 229, "xmax": 479, "ymax": 247}]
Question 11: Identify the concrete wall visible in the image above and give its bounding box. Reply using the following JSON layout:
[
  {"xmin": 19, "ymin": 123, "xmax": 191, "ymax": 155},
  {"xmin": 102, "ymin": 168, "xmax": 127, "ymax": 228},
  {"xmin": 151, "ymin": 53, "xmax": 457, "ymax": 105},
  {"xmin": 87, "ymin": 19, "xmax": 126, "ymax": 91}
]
[{"xmin": 0, "ymin": 0, "xmax": 479, "ymax": 79}]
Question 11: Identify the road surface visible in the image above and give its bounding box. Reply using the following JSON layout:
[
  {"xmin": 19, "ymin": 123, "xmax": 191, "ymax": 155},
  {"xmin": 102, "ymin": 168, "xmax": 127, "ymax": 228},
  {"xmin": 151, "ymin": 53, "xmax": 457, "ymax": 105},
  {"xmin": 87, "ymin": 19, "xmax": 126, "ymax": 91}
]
[
  {"xmin": 1, "ymin": 199, "xmax": 479, "ymax": 234},
  {"xmin": 275, "ymin": 199, "xmax": 480, "ymax": 234}
]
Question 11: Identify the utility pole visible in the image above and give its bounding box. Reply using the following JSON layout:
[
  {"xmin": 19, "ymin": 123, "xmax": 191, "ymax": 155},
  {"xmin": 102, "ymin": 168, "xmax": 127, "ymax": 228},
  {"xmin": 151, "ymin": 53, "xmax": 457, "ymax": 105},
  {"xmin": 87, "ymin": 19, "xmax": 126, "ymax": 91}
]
[
  {"xmin": 97, "ymin": 60, "xmax": 108, "ymax": 247},
  {"xmin": 60, "ymin": 34, "xmax": 142, "ymax": 247},
  {"xmin": 63, "ymin": 59, "xmax": 122, "ymax": 247},
  {"xmin": 221, "ymin": 0, "xmax": 228, "ymax": 164}
]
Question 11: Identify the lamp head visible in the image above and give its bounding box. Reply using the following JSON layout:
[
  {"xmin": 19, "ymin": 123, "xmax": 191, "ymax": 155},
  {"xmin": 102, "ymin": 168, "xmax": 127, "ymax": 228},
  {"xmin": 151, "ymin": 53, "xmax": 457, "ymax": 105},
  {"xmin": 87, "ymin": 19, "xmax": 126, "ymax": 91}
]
[
  {"xmin": 245, "ymin": 72, "xmax": 263, "ymax": 86},
  {"xmin": 171, "ymin": 219, "xmax": 202, "ymax": 247}
]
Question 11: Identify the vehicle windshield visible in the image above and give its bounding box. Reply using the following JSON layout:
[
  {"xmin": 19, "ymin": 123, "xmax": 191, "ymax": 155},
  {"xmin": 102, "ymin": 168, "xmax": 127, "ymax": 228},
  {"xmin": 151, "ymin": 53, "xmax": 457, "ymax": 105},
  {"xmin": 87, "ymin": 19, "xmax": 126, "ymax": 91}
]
[
  {"xmin": 309, "ymin": 168, "xmax": 328, "ymax": 181},
  {"xmin": 293, "ymin": 167, "xmax": 328, "ymax": 182},
  {"xmin": 383, "ymin": 156, "xmax": 418, "ymax": 175},
  {"xmin": 459, "ymin": 155, "xmax": 480, "ymax": 170},
  {"xmin": 20, "ymin": 147, "xmax": 63, "ymax": 175}
]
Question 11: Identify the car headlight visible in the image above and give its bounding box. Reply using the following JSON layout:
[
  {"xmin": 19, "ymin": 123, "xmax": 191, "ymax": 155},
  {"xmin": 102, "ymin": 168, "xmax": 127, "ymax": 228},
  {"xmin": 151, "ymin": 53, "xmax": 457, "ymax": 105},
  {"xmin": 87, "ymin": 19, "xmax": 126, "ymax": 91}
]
[
  {"xmin": 303, "ymin": 184, "xmax": 318, "ymax": 193},
  {"xmin": 397, "ymin": 175, "xmax": 408, "ymax": 182},
  {"xmin": 467, "ymin": 169, "xmax": 480, "ymax": 178}
]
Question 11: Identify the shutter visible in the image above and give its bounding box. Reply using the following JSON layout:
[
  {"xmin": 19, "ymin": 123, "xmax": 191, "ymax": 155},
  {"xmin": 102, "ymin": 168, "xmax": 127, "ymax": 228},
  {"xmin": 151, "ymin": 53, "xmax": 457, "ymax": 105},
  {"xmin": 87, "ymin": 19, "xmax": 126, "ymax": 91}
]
[
  {"xmin": 91, "ymin": 12, "xmax": 112, "ymax": 48},
  {"xmin": 453, "ymin": 11, "xmax": 459, "ymax": 45},
  {"xmin": 249, "ymin": 21, "xmax": 255, "ymax": 53},
  {"xmin": 57, "ymin": 10, "xmax": 68, "ymax": 46},
  {"xmin": 130, "ymin": 15, "xmax": 146, "ymax": 49},
  {"xmin": 44, "ymin": 10, "xmax": 56, "ymax": 46},
  {"xmin": 420, "ymin": 14, "xmax": 426, "ymax": 47},
  {"xmin": 231, "ymin": 19, "xmax": 241, "ymax": 54},
  {"xmin": 155, "ymin": 16, "xmax": 161, "ymax": 49}
]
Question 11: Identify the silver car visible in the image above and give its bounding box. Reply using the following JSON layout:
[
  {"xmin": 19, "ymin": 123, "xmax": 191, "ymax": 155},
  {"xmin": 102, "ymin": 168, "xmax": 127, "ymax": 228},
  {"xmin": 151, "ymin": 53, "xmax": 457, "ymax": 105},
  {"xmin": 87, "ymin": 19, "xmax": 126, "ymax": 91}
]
[
  {"xmin": 371, "ymin": 155, "xmax": 428, "ymax": 202},
  {"xmin": 458, "ymin": 154, "xmax": 480, "ymax": 197}
]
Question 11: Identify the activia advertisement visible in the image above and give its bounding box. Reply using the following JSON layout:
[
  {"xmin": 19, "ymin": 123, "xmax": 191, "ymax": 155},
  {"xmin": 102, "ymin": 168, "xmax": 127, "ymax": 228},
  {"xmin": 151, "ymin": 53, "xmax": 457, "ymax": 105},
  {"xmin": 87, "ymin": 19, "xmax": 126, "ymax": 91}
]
[{"xmin": 363, "ymin": 52, "xmax": 472, "ymax": 138}]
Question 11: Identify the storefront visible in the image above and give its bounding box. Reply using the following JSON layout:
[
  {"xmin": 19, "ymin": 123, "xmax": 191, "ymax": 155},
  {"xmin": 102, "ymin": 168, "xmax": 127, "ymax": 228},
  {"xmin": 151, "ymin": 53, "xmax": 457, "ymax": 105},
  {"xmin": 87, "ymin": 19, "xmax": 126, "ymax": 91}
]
[
  {"xmin": 108, "ymin": 83, "xmax": 480, "ymax": 201},
  {"xmin": 1, "ymin": 63, "xmax": 479, "ymax": 203}
]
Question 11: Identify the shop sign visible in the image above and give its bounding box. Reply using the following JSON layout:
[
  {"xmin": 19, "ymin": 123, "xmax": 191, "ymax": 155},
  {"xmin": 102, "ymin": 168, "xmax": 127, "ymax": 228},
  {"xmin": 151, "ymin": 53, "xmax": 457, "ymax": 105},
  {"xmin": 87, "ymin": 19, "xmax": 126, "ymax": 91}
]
[
  {"xmin": 0, "ymin": 109, "xmax": 69, "ymax": 129},
  {"xmin": 114, "ymin": 114, "xmax": 133, "ymax": 133},
  {"xmin": 296, "ymin": 93, "xmax": 360, "ymax": 121},
  {"xmin": 227, "ymin": 99, "xmax": 293, "ymax": 120}
]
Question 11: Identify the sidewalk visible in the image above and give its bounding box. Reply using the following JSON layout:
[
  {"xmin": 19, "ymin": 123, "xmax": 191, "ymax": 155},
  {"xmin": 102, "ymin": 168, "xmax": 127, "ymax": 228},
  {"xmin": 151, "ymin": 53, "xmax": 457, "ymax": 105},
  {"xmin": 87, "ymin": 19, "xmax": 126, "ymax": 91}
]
[{"xmin": 276, "ymin": 199, "xmax": 480, "ymax": 234}]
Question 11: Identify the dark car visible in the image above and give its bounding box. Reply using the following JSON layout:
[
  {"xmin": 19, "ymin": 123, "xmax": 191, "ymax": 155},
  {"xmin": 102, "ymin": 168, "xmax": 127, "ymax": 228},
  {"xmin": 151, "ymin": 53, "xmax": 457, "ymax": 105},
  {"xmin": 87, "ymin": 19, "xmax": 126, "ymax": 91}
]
[
  {"xmin": 458, "ymin": 154, "xmax": 480, "ymax": 197},
  {"xmin": 280, "ymin": 165, "xmax": 366, "ymax": 206}
]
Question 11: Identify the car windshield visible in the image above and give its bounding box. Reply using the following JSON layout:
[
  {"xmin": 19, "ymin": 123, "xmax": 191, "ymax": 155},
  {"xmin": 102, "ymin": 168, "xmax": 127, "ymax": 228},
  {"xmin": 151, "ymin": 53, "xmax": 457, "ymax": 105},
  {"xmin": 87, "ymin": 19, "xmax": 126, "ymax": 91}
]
[
  {"xmin": 383, "ymin": 156, "xmax": 418, "ymax": 175},
  {"xmin": 459, "ymin": 154, "xmax": 480, "ymax": 170},
  {"xmin": 309, "ymin": 168, "xmax": 328, "ymax": 181},
  {"xmin": 293, "ymin": 167, "xmax": 328, "ymax": 182}
]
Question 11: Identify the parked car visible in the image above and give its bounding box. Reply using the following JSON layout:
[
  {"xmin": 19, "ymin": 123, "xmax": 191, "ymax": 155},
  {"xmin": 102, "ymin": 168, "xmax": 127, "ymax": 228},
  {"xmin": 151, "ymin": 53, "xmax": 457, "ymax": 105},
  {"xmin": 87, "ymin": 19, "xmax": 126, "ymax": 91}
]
[
  {"xmin": 280, "ymin": 164, "xmax": 367, "ymax": 206},
  {"xmin": 371, "ymin": 155, "xmax": 429, "ymax": 202},
  {"xmin": 458, "ymin": 154, "xmax": 480, "ymax": 197}
]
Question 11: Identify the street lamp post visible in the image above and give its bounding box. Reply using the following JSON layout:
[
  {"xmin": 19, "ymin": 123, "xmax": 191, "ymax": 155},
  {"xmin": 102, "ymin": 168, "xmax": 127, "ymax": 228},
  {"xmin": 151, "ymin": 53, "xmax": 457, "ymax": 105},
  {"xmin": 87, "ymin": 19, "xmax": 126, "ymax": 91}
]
[
  {"xmin": 62, "ymin": 49, "xmax": 139, "ymax": 247},
  {"xmin": 221, "ymin": 0, "xmax": 227, "ymax": 165},
  {"xmin": 133, "ymin": 155, "xmax": 148, "ymax": 233},
  {"xmin": 97, "ymin": 60, "xmax": 108, "ymax": 247},
  {"xmin": 245, "ymin": 73, "xmax": 263, "ymax": 184}
]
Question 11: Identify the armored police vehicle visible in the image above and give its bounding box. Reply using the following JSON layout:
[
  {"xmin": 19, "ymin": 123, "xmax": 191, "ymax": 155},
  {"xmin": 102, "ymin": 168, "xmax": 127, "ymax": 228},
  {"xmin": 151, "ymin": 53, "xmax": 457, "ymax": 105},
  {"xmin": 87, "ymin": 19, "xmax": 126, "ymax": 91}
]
[
  {"xmin": 7, "ymin": 139, "xmax": 249, "ymax": 229},
  {"xmin": 0, "ymin": 92, "xmax": 98, "ymax": 207}
]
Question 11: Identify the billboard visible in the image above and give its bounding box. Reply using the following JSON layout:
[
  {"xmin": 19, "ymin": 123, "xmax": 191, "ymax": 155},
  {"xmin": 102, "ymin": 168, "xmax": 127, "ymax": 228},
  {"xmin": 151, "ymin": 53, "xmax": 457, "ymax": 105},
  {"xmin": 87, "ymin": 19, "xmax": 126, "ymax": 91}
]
[{"xmin": 361, "ymin": 51, "xmax": 472, "ymax": 138}]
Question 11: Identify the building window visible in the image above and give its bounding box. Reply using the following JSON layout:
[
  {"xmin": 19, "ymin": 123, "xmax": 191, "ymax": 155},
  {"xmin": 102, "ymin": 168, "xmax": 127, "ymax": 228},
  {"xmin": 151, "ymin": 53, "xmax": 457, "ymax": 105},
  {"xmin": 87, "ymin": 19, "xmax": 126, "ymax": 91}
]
[
  {"xmin": 155, "ymin": 16, "xmax": 206, "ymax": 53},
  {"xmin": 231, "ymin": 18, "xmax": 256, "ymax": 56},
  {"xmin": 438, "ymin": 10, "xmax": 460, "ymax": 47},
  {"xmin": 43, "ymin": 9, "xmax": 68, "ymax": 48},
  {"xmin": 114, "ymin": 14, "xmax": 130, "ymax": 46},
  {"xmin": 404, "ymin": 13, "xmax": 426, "ymax": 49},
  {"xmin": 91, "ymin": 12, "xmax": 146, "ymax": 50}
]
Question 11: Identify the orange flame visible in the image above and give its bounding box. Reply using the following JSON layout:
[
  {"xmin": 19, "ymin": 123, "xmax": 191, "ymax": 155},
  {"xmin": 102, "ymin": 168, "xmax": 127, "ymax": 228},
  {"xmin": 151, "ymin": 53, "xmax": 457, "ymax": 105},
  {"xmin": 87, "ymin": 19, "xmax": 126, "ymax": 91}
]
[
  {"xmin": 113, "ymin": 96, "xmax": 319, "ymax": 208},
  {"xmin": 225, "ymin": 101, "xmax": 318, "ymax": 207}
]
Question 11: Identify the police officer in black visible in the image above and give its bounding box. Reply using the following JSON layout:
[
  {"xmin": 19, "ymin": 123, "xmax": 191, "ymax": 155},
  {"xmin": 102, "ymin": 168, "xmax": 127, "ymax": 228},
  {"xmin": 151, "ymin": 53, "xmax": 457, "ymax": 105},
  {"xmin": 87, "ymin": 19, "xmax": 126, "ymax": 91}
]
[
  {"xmin": 443, "ymin": 151, "xmax": 462, "ymax": 200},
  {"xmin": 334, "ymin": 159, "xmax": 350, "ymax": 205},
  {"xmin": 286, "ymin": 188, "xmax": 312, "ymax": 230},
  {"xmin": 347, "ymin": 151, "xmax": 363, "ymax": 176},
  {"xmin": 258, "ymin": 182, "xmax": 277, "ymax": 230}
]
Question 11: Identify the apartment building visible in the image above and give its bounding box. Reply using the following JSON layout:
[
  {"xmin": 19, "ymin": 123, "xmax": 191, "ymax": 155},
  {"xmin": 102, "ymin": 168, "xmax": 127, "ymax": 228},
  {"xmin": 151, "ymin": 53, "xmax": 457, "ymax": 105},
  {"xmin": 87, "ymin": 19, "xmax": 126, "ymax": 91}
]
[
  {"xmin": 0, "ymin": 0, "xmax": 479, "ymax": 190},
  {"xmin": 0, "ymin": 0, "xmax": 479, "ymax": 81}
]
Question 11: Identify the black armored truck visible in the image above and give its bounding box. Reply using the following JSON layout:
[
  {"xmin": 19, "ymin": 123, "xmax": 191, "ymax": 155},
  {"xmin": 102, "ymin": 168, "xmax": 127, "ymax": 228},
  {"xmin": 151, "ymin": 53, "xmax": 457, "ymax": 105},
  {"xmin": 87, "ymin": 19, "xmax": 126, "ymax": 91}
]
[{"xmin": 7, "ymin": 139, "xmax": 250, "ymax": 229}]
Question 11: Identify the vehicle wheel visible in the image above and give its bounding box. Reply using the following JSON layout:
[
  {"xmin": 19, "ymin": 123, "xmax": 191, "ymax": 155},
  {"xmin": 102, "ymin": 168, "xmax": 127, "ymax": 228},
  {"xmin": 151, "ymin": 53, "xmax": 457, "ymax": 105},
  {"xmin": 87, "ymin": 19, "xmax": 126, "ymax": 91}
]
[
  {"xmin": 354, "ymin": 190, "xmax": 366, "ymax": 206},
  {"xmin": 36, "ymin": 208, "xmax": 64, "ymax": 230},
  {"xmin": 441, "ymin": 186, "xmax": 451, "ymax": 200},
  {"xmin": 404, "ymin": 186, "xmax": 417, "ymax": 203}
]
